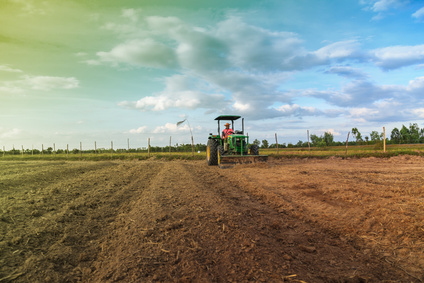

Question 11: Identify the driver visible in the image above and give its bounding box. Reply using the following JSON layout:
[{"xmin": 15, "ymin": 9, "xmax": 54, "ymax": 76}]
[
  {"xmin": 222, "ymin": 123, "xmax": 234, "ymax": 139},
  {"xmin": 222, "ymin": 123, "xmax": 234, "ymax": 152}
]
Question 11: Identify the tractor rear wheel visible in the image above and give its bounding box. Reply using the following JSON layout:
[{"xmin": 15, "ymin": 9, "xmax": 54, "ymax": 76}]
[
  {"xmin": 206, "ymin": 139, "xmax": 219, "ymax": 166},
  {"xmin": 250, "ymin": 144, "xmax": 259, "ymax": 155}
]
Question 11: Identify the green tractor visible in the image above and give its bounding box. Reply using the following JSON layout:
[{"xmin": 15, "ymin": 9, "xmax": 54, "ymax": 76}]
[{"xmin": 206, "ymin": 115, "xmax": 268, "ymax": 168}]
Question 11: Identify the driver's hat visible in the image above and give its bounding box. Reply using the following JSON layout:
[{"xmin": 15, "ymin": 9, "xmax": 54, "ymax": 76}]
[{"xmin": 224, "ymin": 123, "xmax": 230, "ymax": 126}]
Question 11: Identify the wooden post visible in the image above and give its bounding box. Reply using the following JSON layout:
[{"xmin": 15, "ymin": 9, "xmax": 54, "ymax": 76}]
[
  {"xmin": 148, "ymin": 138, "xmax": 150, "ymax": 158},
  {"xmin": 307, "ymin": 130, "xmax": 311, "ymax": 156},
  {"xmin": 345, "ymin": 132, "xmax": 350, "ymax": 157},
  {"xmin": 67, "ymin": 144, "xmax": 69, "ymax": 159},
  {"xmin": 53, "ymin": 143, "xmax": 56, "ymax": 155},
  {"xmin": 127, "ymin": 138, "xmax": 130, "ymax": 154},
  {"xmin": 383, "ymin": 127, "xmax": 386, "ymax": 153},
  {"xmin": 42, "ymin": 144, "xmax": 44, "ymax": 155},
  {"xmin": 169, "ymin": 136, "xmax": 172, "ymax": 155},
  {"xmin": 111, "ymin": 141, "xmax": 113, "ymax": 157},
  {"xmin": 191, "ymin": 136, "xmax": 194, "ymax": 157},
  {"xmin": 95, "ymin": 141, "xmax": 97, "ymax": 154},
  {"xmin": 80, "ymin": 142, "xmax": 82, "ymax": 158},
  {"xmin": 275, "ymin": 133, "xmax": 279, "ymax": 155},
  {"xmin": 21, "ymin": 145, "xmax": 24, "ymax": 158}
]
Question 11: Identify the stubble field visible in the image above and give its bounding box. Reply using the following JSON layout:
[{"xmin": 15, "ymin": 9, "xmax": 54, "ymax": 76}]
[{"xmin": 0, "ymin": 156, "xmax": 423, "ymax": 282}]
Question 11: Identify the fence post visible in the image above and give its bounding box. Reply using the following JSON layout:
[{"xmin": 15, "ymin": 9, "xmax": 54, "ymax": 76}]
[
  {"xmin": 169, "ymin": 136, "xmax": 171, "ymax": 155},
  {"xmin": 111, "ymin": 141, "xmax": 113, "ymax": 157},
  {"xmin": 21, "ymin": 145, "xmax": 24, "ymax": 158},
  {"xmin": 67, "ymin": 144, "xmax": 69, "ymax": 159},
  {"xmin": 345, "ymin": 132, "xmax": 350, "ymax": 157},
  {"xmin": 383, "ymin": 127, "xmax": 386, "ymax": 153},
  {"xmin": 275, "ymin": 133, "xmax": 279, "ymax": 155},
  {"xmin": 127, "ymin": 138, "xmax": 130, "ymax": 154},
  {"xmin": 307, "ymin": 130, "xmax": 311, "ymax": 156},
  {"xmin": 42, "ymin": 144, "xmax": 44, "ymax": 156},
  {"xmin": 148, "ymin": 138, "xmax": 150, "ymax": 158},
  {"xmin": 191, "ymin": 136, "xmax": 194, "ymax": 157},
  {"xmin": 95, "ymin": 141, "xmax": 97, "ymax": 154}
]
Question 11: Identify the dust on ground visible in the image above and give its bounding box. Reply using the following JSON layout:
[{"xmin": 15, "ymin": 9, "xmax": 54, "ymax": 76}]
[{"xmin": 0, "ymin": 156, "xmax": 423, "ymax": 282}]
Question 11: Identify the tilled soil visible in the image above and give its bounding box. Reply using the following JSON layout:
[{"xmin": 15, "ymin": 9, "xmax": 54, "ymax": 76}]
[{"xmin": 0, "ymin": 157, "xmax": 423, "ymax": 282}]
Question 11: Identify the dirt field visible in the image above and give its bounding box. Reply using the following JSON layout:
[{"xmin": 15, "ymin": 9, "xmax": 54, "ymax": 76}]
[{"xmin": 0, "ymin": 156, "xmax": 423, "ymax": 282}]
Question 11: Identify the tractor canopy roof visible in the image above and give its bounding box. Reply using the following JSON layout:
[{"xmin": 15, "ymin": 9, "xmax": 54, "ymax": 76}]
[{"xmin": 214, "ymin": 115, "xmax": 241, "ymax": 121}]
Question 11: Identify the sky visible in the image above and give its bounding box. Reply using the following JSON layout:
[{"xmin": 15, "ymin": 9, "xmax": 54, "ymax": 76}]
[{"xmin": 1, "ymin": 0, "xmax": 424, "ymax": 150}]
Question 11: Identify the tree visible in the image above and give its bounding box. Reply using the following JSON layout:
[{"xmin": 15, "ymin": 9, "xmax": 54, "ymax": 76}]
[
  {"xmin": 296, "ymin": 140, "xmax": 303, "ymax": 147},
  {"xmin": 409, "ymin": 123, "xmax": 420, "ymax": 143},
  {"xmin": 252, "ymin": 139, "xmax": 261, "ymax": 146},
  {"xmin": 370, "ymin": 131, "xmax": 382, "ymax": 142},
  {"xmin": 400, "ymin": 125, "xmax": 410, "ymax": 144},
  {"xmin": 323, "ymin": 132, "xmax": 334, "ymax": 146},
  {"xmin": 391, "ymin": 128, "xmax": 401, "ymax": 144},
  {"xmin": 261, "ymin": 139, "xmax": 269, "ymax": 148},
  {"xmin": 351, "ymin": 128, "xmax": 363, "ymax": 143},
  {"xmin": 310, "ymin": 134, "xmax": 322, "ymax": 146}
]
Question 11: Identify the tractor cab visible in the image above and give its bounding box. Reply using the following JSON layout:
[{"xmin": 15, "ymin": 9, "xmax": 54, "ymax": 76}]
[{"xmin": 214, "ymin": 115, "xmax": 244, "ymax": 139}]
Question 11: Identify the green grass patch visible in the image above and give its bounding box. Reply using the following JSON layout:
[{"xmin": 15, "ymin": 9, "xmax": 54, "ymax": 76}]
[{"xmin": 1, "ymin": 144, "xmax": 424, "ymax": 161}]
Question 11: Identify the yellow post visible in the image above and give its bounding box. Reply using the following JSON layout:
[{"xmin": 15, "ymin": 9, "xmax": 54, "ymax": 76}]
[{"xmin": 383, "ymin": 127, "xmax": 386, "ymax": 153}]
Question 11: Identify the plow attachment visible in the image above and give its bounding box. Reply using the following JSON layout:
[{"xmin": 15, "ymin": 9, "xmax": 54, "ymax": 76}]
[{"xmin": 218, "ymin": 155, "xmax": 268, "ymax": 169}]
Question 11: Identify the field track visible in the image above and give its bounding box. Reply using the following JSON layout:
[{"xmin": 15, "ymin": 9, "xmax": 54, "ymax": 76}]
[{"xmin": 1, "ymin": 157, "xmax": 423, "ymax": 282}]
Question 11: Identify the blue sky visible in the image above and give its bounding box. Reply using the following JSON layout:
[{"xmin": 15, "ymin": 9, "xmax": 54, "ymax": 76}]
[{"xmin": 1, "ymin": 0, "xmax": 424, "ymax": 149}]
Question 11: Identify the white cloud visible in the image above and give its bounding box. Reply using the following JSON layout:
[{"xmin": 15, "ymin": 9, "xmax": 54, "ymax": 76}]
[
  {"xmin": 411, "ymin": 108, "xmax": 424, "ymax": 118},
  {"xmin": 9, "ymin": 0, "xmax": 48, "ymax": 15},
  {"xmin": 153, "ymin": 123, "xmax": 190, "ymax": 134},
  {"xmin": 324, "ymin": 128, "xmax": 341, "ymax": 136},
  {"xmin": 371, "ymin": 0, "xmax": 407, "ymax": 12},
  {"xmin": 325, "ymin": 66, "xmax": 368, "ymax": 79},
  {"xmin": 95, "ymin": 39, "xmax": 177, "ymax": 69},
  {"xmin": 122, "ymin": 8, "xmax": 139, "ymax": 23},
  {"xmin": 314, "ymin": 40, "xmax": 361, "ymax": 60},
  {"xmin": 129, "ymin": 126, "xmax": 147, "ymax": 134},
  {"xmin": 412, "ymin": 7, "xmax": 424, "ymax": 21},
  {"xmin": 406, "ymin": 76, "xmax": 424, "ymax": 91},
  {"xmin": 23, "ymin": 76, "xmax": 79, "ymax": 91},
  {"xmin": 0, "ymin": 75, "xmax": 79, "ymax": 93},
  {"xmin": 119, "ymin": 74, "xmax": 228, "ymax": 111},
  {"xmin": 0, "ymin": 128, "xmax": 21, "ymax": 139},
  {"xmin": 0, "ymin": 65, "xmax": 23, "ymax": 73},
  {"xmin": 361, "ymin": 0, "xmax": 409, "ymax": 20},
  {"xmin": 371, "ymin": 44, "xmax": 424, "ymax": 69},
  {"xmin": 214, "ymin": 16, "xmax": 303, "ymax": 72},
  {"xmin": 276, "ymin": 104, "xmax": 321, "ymax": 116}
]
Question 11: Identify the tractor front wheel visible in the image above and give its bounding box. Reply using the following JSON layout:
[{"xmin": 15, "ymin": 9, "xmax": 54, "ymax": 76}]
[{"xmin": 206, "ymin": 139, "xmax": 219, "ymax": 166}]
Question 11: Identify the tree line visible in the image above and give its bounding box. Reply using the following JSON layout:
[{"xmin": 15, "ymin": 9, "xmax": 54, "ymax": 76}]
[
  {"xmin": 256, "ymin": 123, "xmax": 424, "ymax": 148},
  {"xmin": 1, "ymin": 143, "xmax": 207, "ymax": 155}
]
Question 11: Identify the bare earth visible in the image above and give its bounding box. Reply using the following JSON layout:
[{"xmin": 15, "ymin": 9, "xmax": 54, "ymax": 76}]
[{"xmin": 0, "ymin": 156, "xmax": 423, "ymax": 282}]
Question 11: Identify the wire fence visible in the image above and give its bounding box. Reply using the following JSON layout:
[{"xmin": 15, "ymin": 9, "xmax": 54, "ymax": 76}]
[{"xmin": 1, "ymin": 138, "xmax": 207, "ymax": 159}]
